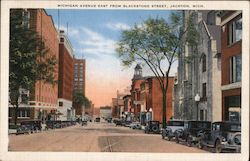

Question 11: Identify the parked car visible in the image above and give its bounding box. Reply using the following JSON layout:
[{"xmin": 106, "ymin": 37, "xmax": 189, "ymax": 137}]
[
  {"xmin": 162, "ymin": 120, "xmax": 184, "ymax": 140},
  {"xmin": 122, "ymin": 120, "xmax": 132, "ymax": 127},
  {"xmin": 95, "ymin": 117, "xmax": 100, "ymax": 122},
  {"xmin": 175, "ymin": 121, "xmax": 211, "ymax": 147},
  {"xmin": 115, "ymin": 119, "xmax": 123, "ymax": 126},
  {"xmin": 129, "ymin": 122, "xmax": 141, "ymax": 129},
  {"xmin": 144, "ymin": 121, "xmax": 160, "ymax": 134},
  {"xmin": 198, "ymin": 121, "xmax": 241, "ymax": 153},
  {"xmin": 16, "ymin": 124, "xmax": 30, "ymax": 135}
]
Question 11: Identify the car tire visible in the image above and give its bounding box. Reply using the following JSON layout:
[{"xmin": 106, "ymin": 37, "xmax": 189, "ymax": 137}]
[
  {"xmin": 215, "ymin": 139, "xmax": 222, "ymax": 153},
  {"xmin": 187, "ymin": 136, "xmax": 192, "ymax": 147},
  {"xmin": 167, "ymin": 136, "xmax": 171, "ymax": 141},
  {"xmin": 197, "ymin": 140, "xmax": 203, "ymax": 149},
  {"xmin": 152, "ymin": 126, "xmax": 159, "ymax": 133},
  {"xmin": 175, "ymin": 134, "xmax": 179, "ymax": 143}
]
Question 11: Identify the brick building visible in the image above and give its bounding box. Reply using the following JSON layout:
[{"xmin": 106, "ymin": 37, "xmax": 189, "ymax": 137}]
[
  {"xmin": 72, "ymin": 58, "xmax": 86, "ymax": 117},
  {"xmin": 9, "ymin": 9, "xmax": 59, "ymax": 123},
  {"xmin": 140, "ymin": 77, "xmax": 174, "ymax": 123},
  {"xmin": 58, "ymin": 30, "xmax": 74, "ymax": 121},
  {"xmin": 219, "ymin": 11, "xmax": 242, "ymax": 122},
  {"xmin": 73, "ymin": 58, "xmax": 86, "ymax": 95},
  {"xmin": 130, "ymin": 64, "xmax": 174, "ymax": 124}
]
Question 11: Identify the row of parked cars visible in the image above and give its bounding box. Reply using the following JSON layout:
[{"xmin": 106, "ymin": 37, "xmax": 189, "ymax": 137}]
[
  {"xmin": 9, "ymin": 120, "xmax": 77, "ymax": 135},
  {"xmin": 160, "ymin": 120, "xmax": 241, "ymax": 153}
]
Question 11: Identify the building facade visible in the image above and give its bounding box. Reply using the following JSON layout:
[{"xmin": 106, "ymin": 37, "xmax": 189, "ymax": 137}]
[
  {"xmin": 9, "ymin": 9, "xmax": 59, "ymax": 123},
  {"xmin": 58, "ymin": 30, "xmax": 74, "ymax": 121},
  {"xmin": 73, "ymin": 59, "xmax": 86, "ymax": 95},
  {"xmin": 173, "ymin": 11, "xmax": 222, "ymax": 121},
  {"xmin": 100, "ymin": 106, "xmax": 112, "ymax": 119},
  {"xmin": 72, "ymin": 58, "xmax": 86, "ymax": 117},
  {"xmin": 219, "ymin": 11, "xmax": 242, "ymax": 122}
]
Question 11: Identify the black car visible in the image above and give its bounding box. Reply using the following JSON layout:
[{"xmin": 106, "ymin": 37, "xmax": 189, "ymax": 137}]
[
  {"xmin": 115, "ymin": 119, "xmax": 123, "ymax": 126},
  {"xmin": 175, "ymin": 121, "xmax": 211, "ymax": 147},
  {"xmin": 162, "ymin": 120, "xmax": 184, "ymax": 140},
  {"xmin": 198, "ymin": 121, "xmax": 241, "ymax": 153},
  {"xmin": 95, "ymin": 117, "xmax": 100, "ymax": 122},
  {"xmin": 144, "ymin": 121, "xmax": 160, "ymax": 134}
]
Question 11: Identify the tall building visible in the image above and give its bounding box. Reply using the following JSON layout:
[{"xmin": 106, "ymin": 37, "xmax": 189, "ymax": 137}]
[
  {"xmin": 73, "ymin": 58, "xmax": 86, "ymax": 95},
  {"xmin": 9, "ymin": 9, "xmax": 59, "ymax": 123},
  {"xmin": 58, "ymin": 30, "xmax": 74, "ymax": 121},
  {"xmin": 218, "ymin": 11, "xmax": 242, "ymax": 122},
  {"xmin": 73, "ymin": 58, "xmax": 86, "ymax": 117},
  {"xmin": 173, "ymin": 11, "xmax": 222, "ymax": 121}
]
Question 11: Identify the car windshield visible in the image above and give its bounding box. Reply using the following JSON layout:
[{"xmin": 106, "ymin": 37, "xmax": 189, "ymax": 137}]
[
  {"xmin": 167, "ymin": 121, "xmax": 184, "ymax": 126},
  {"xmin": 189, "ymin": 122, "xmax": 211, "ymax": 129}
]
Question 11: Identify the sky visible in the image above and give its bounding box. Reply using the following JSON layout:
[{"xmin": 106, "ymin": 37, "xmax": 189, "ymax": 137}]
[{"xmin": 46, "ymin": 9, "xmax": 178, "ymax": 107}]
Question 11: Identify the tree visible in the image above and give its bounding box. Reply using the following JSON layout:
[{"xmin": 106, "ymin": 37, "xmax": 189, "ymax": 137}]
[
  {"xmin": 73, "ymin": 91, "xmax": 91, "ymax": 109},
  {"xmin": 9, "ymin": 9, "xmax": 57, "ymax": 125},
  {"xmin": 116, "ymin": 11, "xmax": 199, "ymax": 128}
]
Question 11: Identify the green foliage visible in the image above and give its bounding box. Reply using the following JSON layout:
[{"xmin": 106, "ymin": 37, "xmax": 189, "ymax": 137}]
[
  {"xmin": 73, "ymin": 91, "xmax": 91, "ymax": 108},
  {"xmin": 9, "ymin": 9, "xmax": 57, "ymax": 98},
  {"xmin": 116, "ymin": 11, "xmax": 199, "ymax": 128},
  {"xmin": 9, "ymin": 9, "xmax": 57, "ymax": 124}
]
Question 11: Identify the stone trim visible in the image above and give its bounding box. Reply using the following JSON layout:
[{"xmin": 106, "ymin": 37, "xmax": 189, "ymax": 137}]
[{"xmin": 221, "ymin": 82, "xmax": 241, "ymax": 91}]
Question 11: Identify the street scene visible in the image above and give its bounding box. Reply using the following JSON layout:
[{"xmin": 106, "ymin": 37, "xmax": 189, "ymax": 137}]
[
  {"xmin": 8, "ymin": 9, "xmax": 242, "ymax": 154},
  {"xmin": 9, "ymin": 120, "xmax": 206, "ymax": 153}
]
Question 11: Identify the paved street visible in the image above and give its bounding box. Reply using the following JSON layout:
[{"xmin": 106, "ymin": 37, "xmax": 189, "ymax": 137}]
[{"xmin": 9, "ymin": 121, "xmax": 207, "ymax": 153}]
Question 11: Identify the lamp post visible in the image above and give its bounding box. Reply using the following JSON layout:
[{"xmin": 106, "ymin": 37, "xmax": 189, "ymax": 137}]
[{"xmin": 194, "ymin": 94, "xmax": 200, "ymax": 121}]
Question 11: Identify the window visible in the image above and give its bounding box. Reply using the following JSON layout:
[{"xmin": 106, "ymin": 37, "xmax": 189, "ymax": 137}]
[
  {"xmin": 22, "ymin": 10, "xmax": 30, "ymax": 28},
  {"xmin": 202, "ymin": 55, "xmax": 206, "ymax": 72},
  {"xmin": 230, "ymin": 55, "xmax": 241, "ymax": 83},
  {"xmin": 228, "ymin": 17, "xmax": 242, "ymax": 45},
  {"xmin": 202, "ymin": 83, "xmax": 207, "ymax": 98}
]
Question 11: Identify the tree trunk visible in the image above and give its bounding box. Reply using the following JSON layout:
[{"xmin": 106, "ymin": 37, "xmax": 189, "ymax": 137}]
[
  {"xmin": 14, "ymin": 105, "xmax": 18, "ymax": 125},
  {"xmin": 162, "ymin": 90, "xmax": 167, "ymax": 128}
]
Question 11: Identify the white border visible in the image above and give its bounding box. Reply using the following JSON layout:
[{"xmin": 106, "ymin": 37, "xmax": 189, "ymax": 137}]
[{"xmin": 1, "ymin": 1, "xmax": 249, "ymax": 161}]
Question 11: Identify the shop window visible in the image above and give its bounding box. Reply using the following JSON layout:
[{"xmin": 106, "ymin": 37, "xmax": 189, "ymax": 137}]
[
  {"xmin": 228, "ymin": 17, "xmax": 242, "ymax": 45},
  {"xmin": 230, "ymin": 55, "xmax": 242, "ymax": 83}
]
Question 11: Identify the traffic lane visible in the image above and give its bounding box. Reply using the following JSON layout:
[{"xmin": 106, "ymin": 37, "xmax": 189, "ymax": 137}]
[{"xmin": 98, "ymin": 134, "xmax": 208, "ymax": 153}]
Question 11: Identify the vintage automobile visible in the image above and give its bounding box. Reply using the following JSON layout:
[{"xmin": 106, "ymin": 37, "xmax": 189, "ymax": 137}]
[
  {"xmin": 144, "ymin": 121, "xmax": 160, "ymax": 134},
  {"xmin": 162, "ymin": 120, "xmax": 184, "ymax": 140},
  {"xmin": 129, "ymin": 122, "xmax": 141, "ymax": 129},
  {"xmin": 198, "ymin": 121, "xmax": 241, "ymax": 153},
  {"xmin": 16, "ymin": 124, "xmax": 31, "ymax": 135},
  {"xmin": 175, "ymin": 121, "xmax": 211, "ymax": 147},
  {"xmin": 95, "ymin": 117, "xmax": 101, "ymax": 122}
]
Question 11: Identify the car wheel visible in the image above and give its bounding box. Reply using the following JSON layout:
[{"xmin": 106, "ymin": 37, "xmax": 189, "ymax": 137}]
[
  {"xmin": 187, "ymin": 136, "xmax": 192, "ymax": 147},
  {"xmin": 167, "ymin": 136, "xmax": 171, "ymax": 141},
  {"xmin": 215, "ymin": 139, "xmax": 222, "ymax": 153},
  {"xmin": 175, "ymin": 135, "xmax": 179, "ymax": 143},
  {"xmin": 197, "ymin": 140, "xmax": 203, "ymax": 149}
]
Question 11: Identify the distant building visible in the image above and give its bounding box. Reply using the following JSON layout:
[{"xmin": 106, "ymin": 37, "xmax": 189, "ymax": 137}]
[
  {"xmin": 72, "ymin": 58, "xmax": 86, "ymax": 117},
  {"xmin": 9, "ymin": 9, "xmax": 59, "ymax": 123},
  {"xmin": 112, "ymin": 91, "xmax": 125, "ymax": 119},
  {"xmin": 173, "ymin": 11, "xmax": 222, "ymax": 121},
  {"xmin": 100, "ymin": 106, "xmax": 112, "ymax": 119},
  {"xmin": 130, "ymin": 64, "xmax": 174, "ymax": 124},
  {"xmin": 57, "ymin": 30, "xmax": 74, "ymax": 121},
  {"xmin": 73, "ymin": 58, "xmax": 86, "ymax": 95},
  {"xmin": 218, "ymin": 11, "xmax": 242, "ymax": 122},
  {"xmin": 93, "ymin": 108, "xmax": 100, "ymax": 119}
]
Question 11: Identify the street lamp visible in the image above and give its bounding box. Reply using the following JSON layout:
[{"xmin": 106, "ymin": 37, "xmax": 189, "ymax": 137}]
[{"xmin": 194, "ymin": 94, "xmax": 200, "ymax": 120}]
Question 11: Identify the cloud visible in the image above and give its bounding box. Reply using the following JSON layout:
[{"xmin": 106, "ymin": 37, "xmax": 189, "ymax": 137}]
[
  {"xmin": 78, "ymin": 27, "xmax": 118, "ymax": 57},
  {"xmin": 106, "ymin": 22, "xmax": 130, "ymax": 31}
]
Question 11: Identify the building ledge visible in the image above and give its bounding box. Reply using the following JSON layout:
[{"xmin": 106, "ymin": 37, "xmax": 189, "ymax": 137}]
[{"xmin": 221, "ymin": 82, "xmax": 241, "ymax": 91}]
